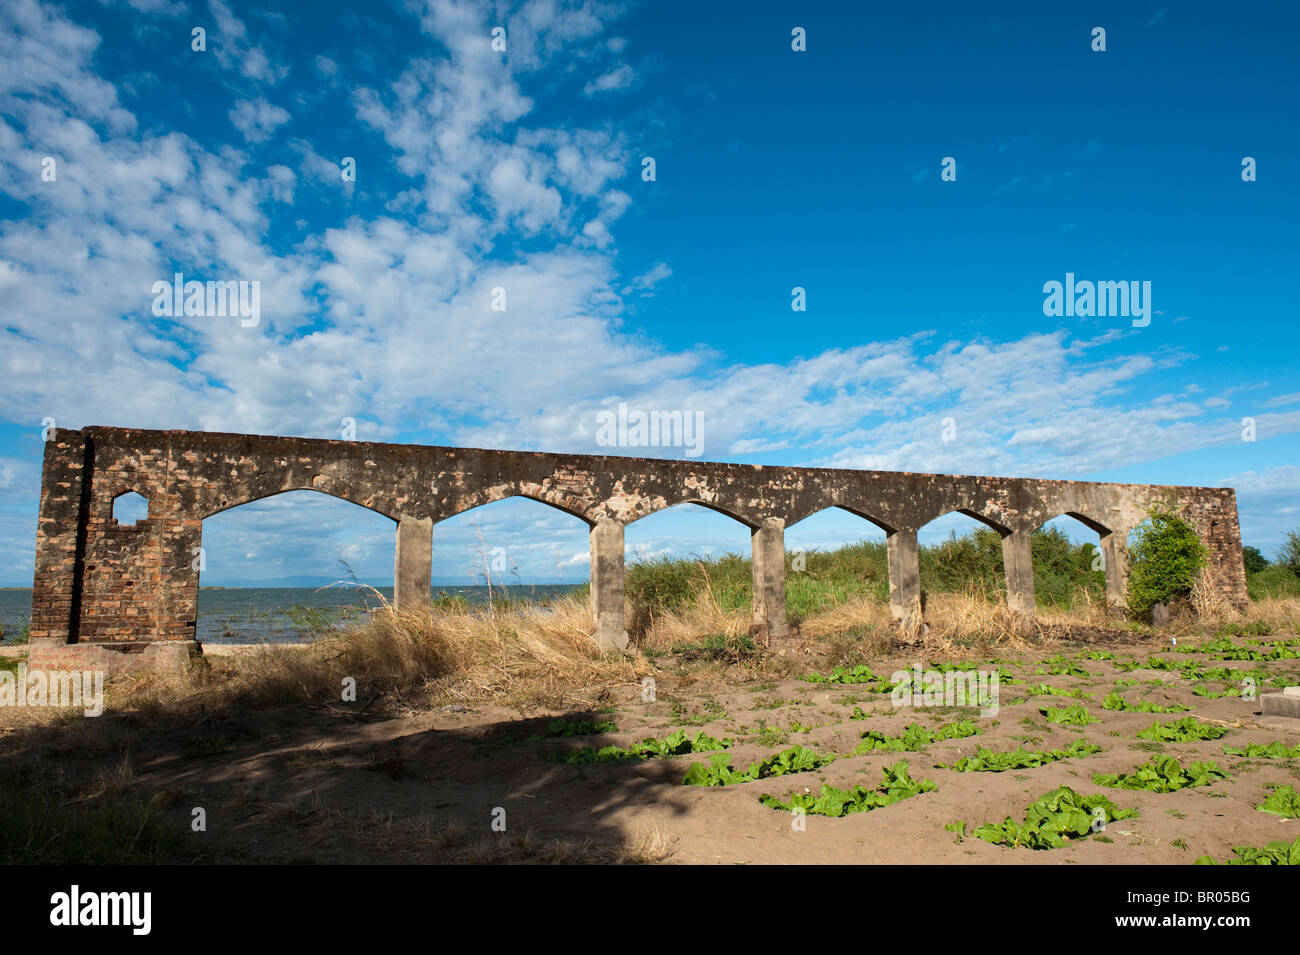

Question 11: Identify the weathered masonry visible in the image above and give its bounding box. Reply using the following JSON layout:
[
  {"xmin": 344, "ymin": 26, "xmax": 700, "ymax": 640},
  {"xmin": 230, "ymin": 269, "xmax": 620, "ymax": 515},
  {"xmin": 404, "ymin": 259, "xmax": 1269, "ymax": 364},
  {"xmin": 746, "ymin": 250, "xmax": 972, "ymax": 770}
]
[{"xmin": 29, "ymin": 426, "xmax": 1249, "ymax": 672}]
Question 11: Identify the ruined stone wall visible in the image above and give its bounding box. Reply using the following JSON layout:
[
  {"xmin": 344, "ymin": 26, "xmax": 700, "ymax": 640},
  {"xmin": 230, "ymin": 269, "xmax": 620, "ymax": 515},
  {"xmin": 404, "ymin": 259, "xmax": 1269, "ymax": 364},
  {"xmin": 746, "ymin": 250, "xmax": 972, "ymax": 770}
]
[{"xmin": 28, "ymin": 426, "xmax": 1249, "ymax": 664}]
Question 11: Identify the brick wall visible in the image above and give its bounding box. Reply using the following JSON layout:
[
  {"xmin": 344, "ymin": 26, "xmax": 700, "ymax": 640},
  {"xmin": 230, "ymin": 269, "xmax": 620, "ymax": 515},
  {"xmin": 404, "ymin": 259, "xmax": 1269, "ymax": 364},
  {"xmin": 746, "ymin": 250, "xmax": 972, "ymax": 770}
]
[{"xmin": 29, "ymin": 426, "xmax": 1252, "ymax": 664}]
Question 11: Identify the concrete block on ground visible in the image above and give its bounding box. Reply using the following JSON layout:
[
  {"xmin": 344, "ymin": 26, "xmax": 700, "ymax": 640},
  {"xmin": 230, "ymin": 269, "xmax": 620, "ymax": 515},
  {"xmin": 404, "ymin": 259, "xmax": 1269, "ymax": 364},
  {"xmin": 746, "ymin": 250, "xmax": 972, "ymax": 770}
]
[
  {"xmin": 28, "ymin": 638, "xmax": 200, "ymax": 675},
  {"xmin": 1261, "ymin": 688, "xmax": 1300, "ymax": 719}
]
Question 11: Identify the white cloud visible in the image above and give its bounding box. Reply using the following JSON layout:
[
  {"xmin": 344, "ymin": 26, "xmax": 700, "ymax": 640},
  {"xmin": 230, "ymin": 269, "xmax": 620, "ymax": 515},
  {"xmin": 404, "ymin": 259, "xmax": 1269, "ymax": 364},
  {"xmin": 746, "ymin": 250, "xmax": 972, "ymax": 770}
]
[
  {"xmin": 624, "ymin": 261, "xmax": 671, "ymax": 295},
  {"xmin": 583, "ymin": 63, "xmax": 635, "ymax": 96},
  {"xmin": 207, "ymin": 0, "xmax": 290, "ymax": 84},
  {"xmin": 1219, "ymin": 466, "xmax": 1300, "ymax": 551},
  {"xmin": 229, "ymin": 97, "xmax": 291, "ymax": 143}
]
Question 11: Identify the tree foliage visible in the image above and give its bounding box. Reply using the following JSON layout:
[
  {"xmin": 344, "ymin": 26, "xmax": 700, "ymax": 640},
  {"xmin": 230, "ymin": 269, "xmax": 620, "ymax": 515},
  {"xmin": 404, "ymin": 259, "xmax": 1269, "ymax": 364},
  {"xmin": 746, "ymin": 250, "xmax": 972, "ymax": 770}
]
[
  {"xmin": 1242, "ymin": 545, "xmax": 1269, "ymax": 574},
  {"xmin": 1125, "ymin": 506, "xmax": 1208, "ymax": 615},
  {"xmin": 1276, "ymin": 530, "xmax": 1300, "ymax": 577}
]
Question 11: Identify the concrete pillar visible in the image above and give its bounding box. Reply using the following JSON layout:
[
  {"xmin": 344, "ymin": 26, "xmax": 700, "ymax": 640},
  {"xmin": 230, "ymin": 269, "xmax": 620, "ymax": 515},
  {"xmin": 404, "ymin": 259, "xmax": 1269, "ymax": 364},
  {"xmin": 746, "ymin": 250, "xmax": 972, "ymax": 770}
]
[
  {"xmin": 1099, "ymin": 532, "xmax": 1128, "ymax": 610},
  {"xmin": 887, "ymin": 528, "xmax": 921, "ymax": 631},
  {"xmin": 750, "ymin": 518, "xmax": 788, "ymax": 641},
  {"xmin": 589, "ymin": 519, "xmax": 628, "ymax": 649},
  {"xmin": 1002, "ymin": 528, "xmax": 1036, "ymax": 615},
  {"xmin": 393, "ymin": 515, "xmax": 432, "ymax": 612}
]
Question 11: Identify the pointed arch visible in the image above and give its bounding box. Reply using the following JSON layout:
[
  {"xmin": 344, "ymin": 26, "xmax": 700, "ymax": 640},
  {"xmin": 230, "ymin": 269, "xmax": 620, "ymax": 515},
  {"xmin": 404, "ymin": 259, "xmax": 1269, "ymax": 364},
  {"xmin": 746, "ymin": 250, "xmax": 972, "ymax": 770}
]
[
  {"xmin": 440, "ymin": 489, "xmax": 596, "ymax": 526},
  {"xmin": 201, "ymin": 485, "xmax": 397, "ymax": 522},
  {"xmin": 626, "ymin": 497, "xmax": 758, "ymax": 530}
]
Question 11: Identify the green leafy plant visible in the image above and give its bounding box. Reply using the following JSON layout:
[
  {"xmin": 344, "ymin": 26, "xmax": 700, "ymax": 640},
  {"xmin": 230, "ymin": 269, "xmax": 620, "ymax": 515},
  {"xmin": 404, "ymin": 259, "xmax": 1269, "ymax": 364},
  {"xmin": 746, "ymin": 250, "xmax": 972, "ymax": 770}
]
[
  {"xmin": 554, "ymin": 730, "xmax": 731, "ymax": 765},
  {"xmin": 1191, "ymin": 684, "xmax": 1238, "ymax": 699},
  {"xmin": 1027, "ymin": 683, "xmax": 1093, "ymax": 700},
  {"xmin": 1214, "ymin": 642, "xmax": 1300, "ymax": 663},
  {"xmin": 1093, "ymin": 756, "xmax": 1231, "ymax": 793},
  {"xmin": 759, "ymin": 759, "xmax": 935, "ymax": 817},
  {"xmin": 1136, "ymin": 717, "xmax": 1228, "ymax": 743},
  {"xmin": 1100, "ymin": 692, "xmax": 1190, "ymax": 714},
  {"xmin": 1195, "ymin": 835, "xmax": 1300, "ymax": 866},
  {"xmin": 969, "ymin": 787, "xmax": 1138, "ymax": 850},
  {"xmin": 940, "ymin": 738, "xmax": 1101, "ymax": 773},
  {"xmin": 803, "ymin": 664, "xmax": 886, "ymax": 686},
  {"xmin": 1039, "ymin": 655, "xmax": 1091, "ymax": 678},
  {"xmin": 682, "ymin": 744, "xmax": 830, "ymax": 787},
  {"xmin": 1223, "ymin": 741, "xmax": 1300, "ymax": 758},
  {"xmin": 1257, "ymin": 784, "xmax": 1300, "ymax": 820},
  {"xmin": 1039, "ymin": 705, "xmax": 1100, "ymax": 726},
  {"xmin": 851, "ymin": 720, "xmax": 980, "ymax": 755},
  {"xmin": 547, "ymin": 718, "xmax": 618, "ymax": 737}
]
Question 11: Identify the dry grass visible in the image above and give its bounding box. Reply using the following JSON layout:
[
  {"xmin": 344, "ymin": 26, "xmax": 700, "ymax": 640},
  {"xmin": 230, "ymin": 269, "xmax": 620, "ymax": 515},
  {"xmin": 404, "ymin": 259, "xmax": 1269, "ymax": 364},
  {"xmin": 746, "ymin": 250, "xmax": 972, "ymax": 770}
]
[
  {"xmin": 106, "ymin": 592, "xmax": 646, "ymax": 723},
  {"xmin": 1224, "ymin": 594, "xmax": 1300, "ymax": 633},
  {"xmin": 796, "ymin": 586, "xmax": 1053, "ymax": 659},
  {"xmin": 922, "ymin": 589, "xmax": 1044, "ymax": 646},
  {"xmin": 8, "ymin": 587, "xmax": 1297, "ymax": 736},
  {"xmin": 797, "ymin": 594, "xmax": 893, "ymax": 642},
  {"xmin": 636, "ymin": 571, "xmax": 753, "ymax": 653}
]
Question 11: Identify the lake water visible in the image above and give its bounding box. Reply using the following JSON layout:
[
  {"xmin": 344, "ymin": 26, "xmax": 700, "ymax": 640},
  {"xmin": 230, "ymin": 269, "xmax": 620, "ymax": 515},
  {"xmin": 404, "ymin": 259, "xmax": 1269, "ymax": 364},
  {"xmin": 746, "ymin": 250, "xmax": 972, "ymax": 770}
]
[{"xmin": 0, "ymin": 585, "xmax": 579, "ymax": 645}]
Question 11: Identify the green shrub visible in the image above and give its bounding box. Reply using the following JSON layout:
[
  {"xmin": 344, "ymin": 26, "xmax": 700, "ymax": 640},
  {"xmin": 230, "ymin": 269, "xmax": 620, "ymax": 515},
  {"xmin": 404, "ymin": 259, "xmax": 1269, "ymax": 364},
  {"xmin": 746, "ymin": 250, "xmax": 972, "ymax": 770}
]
[
  {"xmin": 1242, "ymin": 546, "xmax": 1269, "ymax": 574},
  {"xmin": 1246, "ymin": 565, "xmax": 1300, "ymax": 600},
  {"xmin": 1031, "ymin": 527, "xmax": 1107, "ymax": 608},
  {"xmin": 1125, "ymin": 506, "xmax": 1208, "ymax": 615},
  {"xmin": 622, "ymin": 526, "xmax": 1112, "ymax": 627}
]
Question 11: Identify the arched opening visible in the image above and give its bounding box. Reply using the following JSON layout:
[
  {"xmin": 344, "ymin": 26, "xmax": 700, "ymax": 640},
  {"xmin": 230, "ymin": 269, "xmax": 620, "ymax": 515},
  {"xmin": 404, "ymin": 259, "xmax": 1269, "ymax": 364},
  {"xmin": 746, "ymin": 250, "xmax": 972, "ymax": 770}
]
[
  {"xmin": 197, "ymin": 489, "xmax": 396, "ymax": 644},
  {"xmin": 785, "ymin": 506, "xmax": 890, "ymax": 621},
  {"xmin": 623, "ymin": 502, "xmax": 754, "ymax": 644},
  {"xmin": 916, "ymin": 510, "xmax": 1011, "ymax": 603},
  {"xmin": 1033, "ymin": 513, "xmax": 1111, "ymax": 612},
  {"xmin": 111, "ymin": 491, "xmax": 149, "ymax": 526},
  {"xmin": 431, "ymin": 496, "xmax": 591, "ymax": 611}
]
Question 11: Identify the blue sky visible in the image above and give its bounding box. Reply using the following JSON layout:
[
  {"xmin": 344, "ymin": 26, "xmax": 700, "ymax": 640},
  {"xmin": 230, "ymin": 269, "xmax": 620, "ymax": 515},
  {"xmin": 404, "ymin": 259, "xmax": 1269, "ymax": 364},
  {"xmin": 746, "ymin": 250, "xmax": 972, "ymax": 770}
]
[{"xmin": 0, "ymin": 0, "xmax": 1296, "ymax": 587}]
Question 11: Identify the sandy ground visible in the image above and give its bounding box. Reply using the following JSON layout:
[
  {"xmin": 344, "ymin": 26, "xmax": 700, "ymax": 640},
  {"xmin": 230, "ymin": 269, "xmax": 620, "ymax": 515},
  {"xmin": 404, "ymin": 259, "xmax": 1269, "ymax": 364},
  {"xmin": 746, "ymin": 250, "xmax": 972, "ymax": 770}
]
[{"xmin": 3, "ymin": 634, "xmax": 1299, "ymax": 864}]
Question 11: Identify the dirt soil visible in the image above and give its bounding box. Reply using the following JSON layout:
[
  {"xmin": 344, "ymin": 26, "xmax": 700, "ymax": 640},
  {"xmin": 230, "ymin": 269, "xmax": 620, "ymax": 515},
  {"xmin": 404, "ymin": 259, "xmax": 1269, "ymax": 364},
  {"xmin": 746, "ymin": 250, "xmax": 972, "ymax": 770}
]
[{"xmin": 5, "ymin": 633, "xmax": 1300, "ymax": 864}]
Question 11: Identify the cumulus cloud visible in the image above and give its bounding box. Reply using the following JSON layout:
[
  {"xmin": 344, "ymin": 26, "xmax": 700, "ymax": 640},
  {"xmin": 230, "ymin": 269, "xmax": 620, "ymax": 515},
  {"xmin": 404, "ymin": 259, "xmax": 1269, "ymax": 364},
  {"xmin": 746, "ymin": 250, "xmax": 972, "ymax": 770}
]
[{"xmin": 229, "ymin": 97, "xmax": 291, "ymax": 142}]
